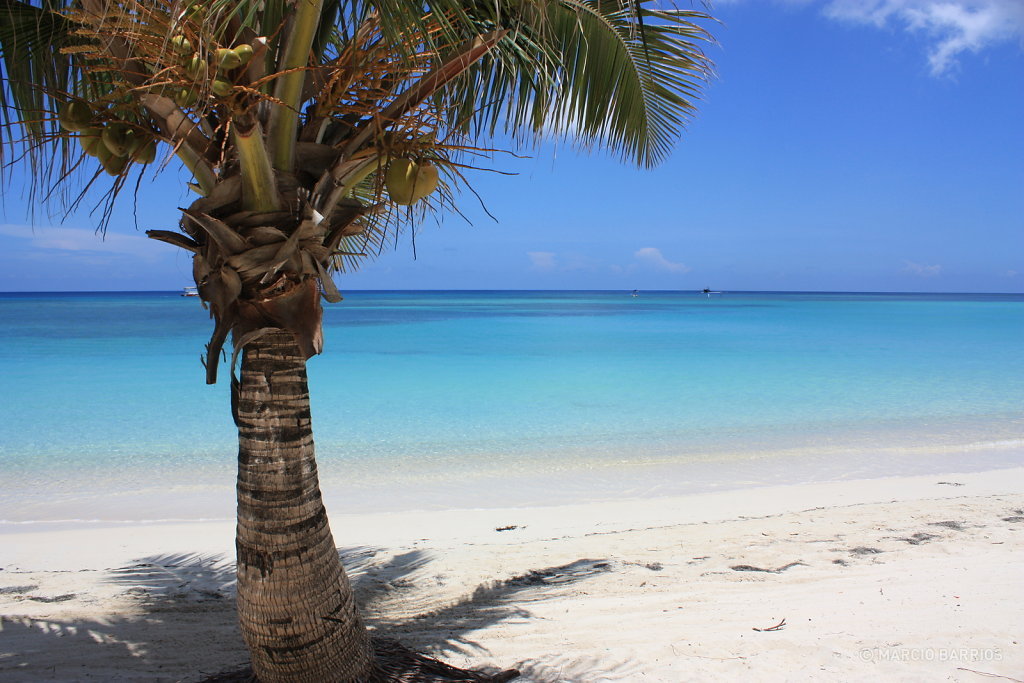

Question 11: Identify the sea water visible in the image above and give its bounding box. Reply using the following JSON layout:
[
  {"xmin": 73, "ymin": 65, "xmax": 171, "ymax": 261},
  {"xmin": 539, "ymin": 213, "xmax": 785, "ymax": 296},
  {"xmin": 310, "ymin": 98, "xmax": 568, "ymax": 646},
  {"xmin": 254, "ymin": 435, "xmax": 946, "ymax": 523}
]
[{"xmin": 1, "ymin": 291, "xmax": 1021, "ymax": 523}]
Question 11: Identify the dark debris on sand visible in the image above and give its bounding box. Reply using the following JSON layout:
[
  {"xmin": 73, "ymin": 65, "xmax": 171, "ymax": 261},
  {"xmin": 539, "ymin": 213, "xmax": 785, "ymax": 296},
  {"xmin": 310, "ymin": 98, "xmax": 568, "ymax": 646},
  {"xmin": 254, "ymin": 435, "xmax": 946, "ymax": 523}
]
[
  {"xmin": 730, "ymin": 562, "xmax": 806, "ymax": 573},
  {"xmin": 200, "ymin": 637, "xmax": 519, "ymax": 682},
  {"xmin": 898, "ymin": 532, "xmax": 939, "ymax": 545}
]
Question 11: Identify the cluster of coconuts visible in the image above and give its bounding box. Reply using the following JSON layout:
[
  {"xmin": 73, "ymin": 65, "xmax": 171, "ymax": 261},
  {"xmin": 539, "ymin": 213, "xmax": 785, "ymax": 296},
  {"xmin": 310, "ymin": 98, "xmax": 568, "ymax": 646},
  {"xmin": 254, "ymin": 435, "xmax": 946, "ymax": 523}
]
[
  {"xmin": 167, "ymin": 34, "xmax": 254, "ymax": 107},
  {"xmin": 384, "ymin": 159, "xmax": 440, "ymax": 205},
  {"xmin": 58, "ymin": 100, "xmax": 158, "ymax": 175}
]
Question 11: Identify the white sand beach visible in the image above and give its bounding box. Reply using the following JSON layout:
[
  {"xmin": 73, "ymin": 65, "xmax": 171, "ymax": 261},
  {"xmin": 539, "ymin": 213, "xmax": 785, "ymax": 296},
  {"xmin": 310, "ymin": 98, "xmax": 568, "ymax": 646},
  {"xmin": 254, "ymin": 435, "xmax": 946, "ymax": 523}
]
[{"xmin": 2, "ymin": 467, "xmax": 1023, "ymax": 682}]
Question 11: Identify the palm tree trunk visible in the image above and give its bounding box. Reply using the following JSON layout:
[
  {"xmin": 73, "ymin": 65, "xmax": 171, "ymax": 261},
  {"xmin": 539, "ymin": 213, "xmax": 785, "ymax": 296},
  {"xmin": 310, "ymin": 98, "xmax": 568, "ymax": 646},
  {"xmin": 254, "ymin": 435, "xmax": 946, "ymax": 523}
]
[{"xmin": 234, "ymin": 329, "xmax": 374, "ymax": 682}]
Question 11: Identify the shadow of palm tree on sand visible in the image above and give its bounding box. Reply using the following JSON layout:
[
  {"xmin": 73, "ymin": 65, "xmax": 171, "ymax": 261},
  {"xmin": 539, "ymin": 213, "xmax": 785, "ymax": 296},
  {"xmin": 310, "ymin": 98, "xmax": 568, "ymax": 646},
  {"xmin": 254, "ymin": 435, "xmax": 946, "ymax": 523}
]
[{"xmin": 1, "ymin": 547, "xmax": 632, "ymax": 681}]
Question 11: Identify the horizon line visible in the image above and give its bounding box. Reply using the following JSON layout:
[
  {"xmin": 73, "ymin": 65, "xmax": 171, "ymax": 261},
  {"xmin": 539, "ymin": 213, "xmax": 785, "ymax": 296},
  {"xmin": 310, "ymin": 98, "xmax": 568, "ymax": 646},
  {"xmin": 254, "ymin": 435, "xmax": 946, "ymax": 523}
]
[{"xmin": 2, "ymin": 288, "xmax": 1023, "ymax": 296}]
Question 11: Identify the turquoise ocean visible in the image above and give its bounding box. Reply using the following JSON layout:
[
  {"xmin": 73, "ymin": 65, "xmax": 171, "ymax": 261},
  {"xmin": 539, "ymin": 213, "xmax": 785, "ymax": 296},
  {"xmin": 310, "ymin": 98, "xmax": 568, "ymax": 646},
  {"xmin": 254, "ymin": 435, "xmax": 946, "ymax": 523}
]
[{"xmin": 1, "ymin": 290, "xmax": 1022, "ymax": 524}]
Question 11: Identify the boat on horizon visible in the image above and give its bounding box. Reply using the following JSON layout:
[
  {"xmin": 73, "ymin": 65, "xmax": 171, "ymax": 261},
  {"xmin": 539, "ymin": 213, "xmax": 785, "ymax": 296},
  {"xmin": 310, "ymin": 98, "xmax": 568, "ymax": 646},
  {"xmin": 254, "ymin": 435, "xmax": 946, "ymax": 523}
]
[{"xmin": 181, "ymin": 286, "xmax": 199, "ymax": 297}]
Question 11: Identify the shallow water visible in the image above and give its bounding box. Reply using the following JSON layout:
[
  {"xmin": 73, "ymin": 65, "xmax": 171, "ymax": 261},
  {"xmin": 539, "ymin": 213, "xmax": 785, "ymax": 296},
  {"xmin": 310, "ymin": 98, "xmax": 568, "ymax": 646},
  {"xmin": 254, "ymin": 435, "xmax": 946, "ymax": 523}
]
[{"xmin": 1, "ymin": 290, "xmax": 1021, "ymax": 523}]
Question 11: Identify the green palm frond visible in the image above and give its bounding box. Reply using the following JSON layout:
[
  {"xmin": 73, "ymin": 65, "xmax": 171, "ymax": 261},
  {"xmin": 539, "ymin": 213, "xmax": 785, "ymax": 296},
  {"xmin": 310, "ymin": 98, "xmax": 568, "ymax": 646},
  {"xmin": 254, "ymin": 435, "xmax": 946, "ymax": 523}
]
[
  {"xmin": 2, "ymin": 0, "xmax": 715, "ymax": 284},
  {"xmin": 541, "ymin": 2, "xmax": 713, "ymax": 166},
  {"xmin": 435, "ymin": 0, "xmax": 714, "ymax": 167},
  {"xmin": 0, "ymin": 0, "xmax": 74, "ymax": 136},
  {"xmin": 0, "ymin": 0, "xmax": 78, "ymax": 200}
]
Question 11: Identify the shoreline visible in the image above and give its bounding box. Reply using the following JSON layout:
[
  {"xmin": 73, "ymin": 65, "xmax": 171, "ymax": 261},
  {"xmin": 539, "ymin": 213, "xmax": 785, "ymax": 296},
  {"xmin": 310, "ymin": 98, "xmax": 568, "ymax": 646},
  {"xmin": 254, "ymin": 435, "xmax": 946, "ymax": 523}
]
[
  {"xmin": 6, "ymin": 466, "xmax": 1024, "ymax": 563},
  {"xmin": 3, "ymin": 467, "xmax": 1023, "ymax": 680},
  {"xmin": 3, "ymin": 435, "xmax": 1022, "ymax": 527}
]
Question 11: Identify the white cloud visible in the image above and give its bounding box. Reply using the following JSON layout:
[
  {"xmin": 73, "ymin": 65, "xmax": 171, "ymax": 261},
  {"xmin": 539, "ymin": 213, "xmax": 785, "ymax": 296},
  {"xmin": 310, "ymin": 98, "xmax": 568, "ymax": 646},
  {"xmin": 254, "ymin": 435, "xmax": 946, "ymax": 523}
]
[
  {"xmin": 903, "ymin": 259, "xmax": 943, "ymax": 276},
  {"xmin": 527, "ymin": 251, "xmax": 557, "ymax": 271},
  {"xmin": 725, "ymin": 0, "xmax": 1024, "ymax": 75},
  {"xmin": 0, "ymin": 224, "xmax": 160, "ymax": 258},
  {"xmin": 823, "ymin": 0, "xmax": 1024, "ymax": 75},
  {"xmin": 634, "ymin": 247, "xmax": 691, "ymax": 273},
  {"xmin": 528, "ymin": 248, "xmax": 690, "ymax": 276},
  {"xmin": 561, "ymin": 252, "xmax": 603, "ymax": 272},
  {"xmin": 823, "ymin": 0, "xmax": 1024, "ymax": 74}
]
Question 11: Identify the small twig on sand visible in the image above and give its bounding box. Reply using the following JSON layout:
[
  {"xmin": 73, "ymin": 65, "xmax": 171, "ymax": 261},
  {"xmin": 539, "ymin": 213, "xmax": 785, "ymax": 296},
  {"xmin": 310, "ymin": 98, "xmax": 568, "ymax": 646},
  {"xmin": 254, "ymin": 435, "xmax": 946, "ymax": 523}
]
[
  {"xmin": 731, "ymin": 562, "xmax": 805, "ymax": 574},
  {"xmin": 753, "ymin": 618, "xmax": 786, "ymax": 632},
  {"xmin": 956, "ymin": 667, "xmax": 1024, "ymax": 682}
]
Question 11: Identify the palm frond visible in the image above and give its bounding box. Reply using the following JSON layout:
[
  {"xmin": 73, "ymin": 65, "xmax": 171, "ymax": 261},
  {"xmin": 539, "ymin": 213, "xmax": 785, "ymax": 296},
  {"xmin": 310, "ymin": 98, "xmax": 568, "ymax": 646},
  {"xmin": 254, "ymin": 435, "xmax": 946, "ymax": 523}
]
[
  {"xmin": 0, "ymin": 0, "xmax": 81, "ymax": 126},
  {"xmin": 441, "ymin": 0, "xmax": 715, "ymax": 167},
  {"xmin": 0, "ymin": 0, "xmax": 84, "ymax": 206},
  {"xmin": 1, "ymin": 0, "xmax": 716, "ymax": 325}
]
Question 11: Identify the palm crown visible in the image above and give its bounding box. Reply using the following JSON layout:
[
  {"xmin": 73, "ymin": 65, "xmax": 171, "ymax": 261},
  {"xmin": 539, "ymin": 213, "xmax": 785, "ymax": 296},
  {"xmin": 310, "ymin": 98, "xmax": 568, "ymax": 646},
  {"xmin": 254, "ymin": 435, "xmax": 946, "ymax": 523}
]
[{"xmin": 2, "ymin": 0, "xmax": 712, "ymax": 383}]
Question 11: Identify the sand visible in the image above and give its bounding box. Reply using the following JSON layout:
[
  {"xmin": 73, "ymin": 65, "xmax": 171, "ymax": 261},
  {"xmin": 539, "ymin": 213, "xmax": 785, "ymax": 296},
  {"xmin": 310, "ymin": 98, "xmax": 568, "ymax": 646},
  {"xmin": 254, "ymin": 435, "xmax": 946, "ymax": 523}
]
[{"xmin": 2, "ymin": 467, "xmax": 1023, "ymax": 682}]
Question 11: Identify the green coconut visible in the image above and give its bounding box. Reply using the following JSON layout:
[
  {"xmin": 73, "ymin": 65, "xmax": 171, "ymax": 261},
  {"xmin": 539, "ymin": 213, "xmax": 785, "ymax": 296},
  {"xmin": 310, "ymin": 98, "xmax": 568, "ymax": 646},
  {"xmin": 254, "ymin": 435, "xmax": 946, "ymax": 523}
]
[
  {"xmin": 211, "ymin": 79, "xmax": 233, "ymax": 97},
  {"xmin": 174, "ymin": 88, "xmax": 200, "ymax": 108},
  {"xmin": 385, "ymin": 159, "xmax": 440, "ymax": 205},
  {"xmin": 125, "ymin": 131, "xmax": 152, "ymax": 160},
  {"xmin": 131, "ymin": 137, "xmax": 158, "ymax": 164},
  {"xmin": 101, "ymin": 150, "xmax": 129, "ymax": 176},
  {"xmin": 411, "ymin": 162, "xmax": 440, "ymax": 201},
  {"xmin": 170, "ymin": 34, "xmax": 192, "ymax": 54},
  {"xmin": 232, "ymin": 44, "xmax": 254, "ymax": 66},
  {"xmin": 215, "ymin": 47, "xmax": 241, "ymax": 71},
  {"xmin": 183, "ymin": 53, "xmax": 205, "ymax": 80},
  {"xmin": 58, "ymin": 100, "xmax": 93, "ymax": 132},
  {"xmin": 94, "ymin": 142, "xmax": 111, "ymax": 164},
  {"xmin": 78, "ymin": 126, "xmax": 104, "ymax": 156},
  {"xmin": 94, "ymin": 142, "xmax": 127, "ymax": 175},
  {"xmin": 101, "ymin": 124, "xmax": 138, "ymax": 157}
]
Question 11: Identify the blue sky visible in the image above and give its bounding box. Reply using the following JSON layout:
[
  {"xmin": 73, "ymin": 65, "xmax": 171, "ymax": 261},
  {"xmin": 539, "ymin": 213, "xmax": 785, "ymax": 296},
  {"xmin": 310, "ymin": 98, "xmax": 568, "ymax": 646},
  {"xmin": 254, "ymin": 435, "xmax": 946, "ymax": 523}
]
[{"xmin": 1, "ymin": 0, "xmax": 1021, "ymax": 292}]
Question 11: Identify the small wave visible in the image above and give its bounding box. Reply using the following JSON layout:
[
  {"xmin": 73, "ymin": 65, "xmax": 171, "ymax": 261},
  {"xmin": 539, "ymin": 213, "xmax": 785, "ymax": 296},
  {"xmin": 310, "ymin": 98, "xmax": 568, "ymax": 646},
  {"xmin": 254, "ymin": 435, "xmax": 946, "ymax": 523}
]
[
  {"xmin": 960, "ymin": 439, "xmax": 1024, "ymax": 451},
  {"xmin": 0, "ymin": 516, "xmax": 233, "ymax": 526}
]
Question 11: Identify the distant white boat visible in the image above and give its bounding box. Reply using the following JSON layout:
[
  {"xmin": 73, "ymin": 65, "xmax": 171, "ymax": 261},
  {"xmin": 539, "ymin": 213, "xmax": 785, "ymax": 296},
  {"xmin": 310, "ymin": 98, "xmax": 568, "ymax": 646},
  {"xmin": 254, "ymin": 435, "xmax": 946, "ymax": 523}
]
[
  {"xmin": 181, "ymin": 286, "xmax": 199, "ymax": 297},
  {"xmin": 701, "ymin": 288, "xmax": 722, "ymax": 297},
  {"xmin": 631, "ymin": 289, "xmax": 639, "ymax": 298}
]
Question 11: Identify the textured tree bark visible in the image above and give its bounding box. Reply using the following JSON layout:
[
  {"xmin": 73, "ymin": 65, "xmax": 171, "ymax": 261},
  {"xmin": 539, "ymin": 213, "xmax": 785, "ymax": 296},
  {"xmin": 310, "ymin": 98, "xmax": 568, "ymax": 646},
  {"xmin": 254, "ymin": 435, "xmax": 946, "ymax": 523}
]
[{"xmin": 234, "ymin": 329, "xmax": 374, "ymax": 682}]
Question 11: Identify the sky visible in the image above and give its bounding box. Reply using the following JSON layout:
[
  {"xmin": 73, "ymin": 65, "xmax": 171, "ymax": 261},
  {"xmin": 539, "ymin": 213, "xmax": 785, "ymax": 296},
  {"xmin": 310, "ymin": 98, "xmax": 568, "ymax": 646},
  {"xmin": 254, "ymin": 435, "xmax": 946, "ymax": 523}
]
[{"xmin": 1, "ymin": 0, "xmax": 1022, "ymax": 293}]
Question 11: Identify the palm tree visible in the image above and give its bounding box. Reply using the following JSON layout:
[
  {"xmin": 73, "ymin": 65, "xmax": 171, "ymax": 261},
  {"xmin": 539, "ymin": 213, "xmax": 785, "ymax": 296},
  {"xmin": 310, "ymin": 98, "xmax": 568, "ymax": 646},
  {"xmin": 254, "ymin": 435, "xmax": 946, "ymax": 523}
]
[{"xmin": 0, "ymin": 0, "xmax": 714, "ymax": 679}]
